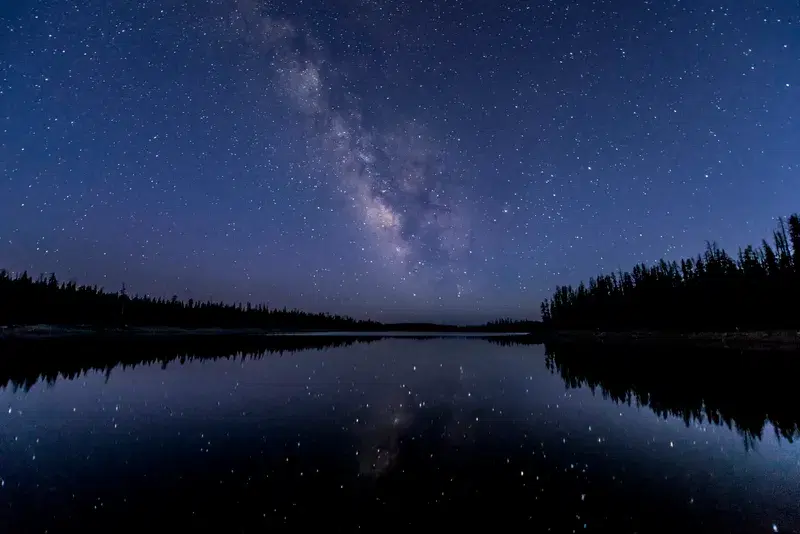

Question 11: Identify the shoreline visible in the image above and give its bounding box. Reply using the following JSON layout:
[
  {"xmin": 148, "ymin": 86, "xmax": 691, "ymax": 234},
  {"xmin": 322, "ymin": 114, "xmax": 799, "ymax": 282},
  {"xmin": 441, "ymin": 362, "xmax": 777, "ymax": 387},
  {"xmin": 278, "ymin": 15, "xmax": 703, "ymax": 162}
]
[
  {"xmin": 548, "ymin": 330, "xmax": 800, "ymax": 351},
  {"xmin": 0, "ymin": 325, "xmax": 530, "ymax": 341},
  {"xmin": 4, "ymin": 325, "xmax": 799, "ymax": 351}
]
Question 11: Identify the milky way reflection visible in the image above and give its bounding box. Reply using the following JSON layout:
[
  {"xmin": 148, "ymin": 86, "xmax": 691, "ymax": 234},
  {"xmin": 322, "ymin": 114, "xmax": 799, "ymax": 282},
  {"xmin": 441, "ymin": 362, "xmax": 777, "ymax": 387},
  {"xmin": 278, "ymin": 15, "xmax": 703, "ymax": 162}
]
[{"xmin": 1, "ymin": 338, "xmax": 799, "ymax": 532}]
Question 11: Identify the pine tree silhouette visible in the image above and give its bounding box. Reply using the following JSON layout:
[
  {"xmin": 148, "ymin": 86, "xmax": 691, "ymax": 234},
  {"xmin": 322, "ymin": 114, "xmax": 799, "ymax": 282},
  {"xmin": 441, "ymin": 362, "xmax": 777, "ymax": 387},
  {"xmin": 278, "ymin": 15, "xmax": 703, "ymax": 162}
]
[
  {"xmin": 541, "ymin": 212, "xmax": 800, "ymax": 331},
  {"xmin": 0, "ymin": 270, "xmax": 380, "ymax": 330}
]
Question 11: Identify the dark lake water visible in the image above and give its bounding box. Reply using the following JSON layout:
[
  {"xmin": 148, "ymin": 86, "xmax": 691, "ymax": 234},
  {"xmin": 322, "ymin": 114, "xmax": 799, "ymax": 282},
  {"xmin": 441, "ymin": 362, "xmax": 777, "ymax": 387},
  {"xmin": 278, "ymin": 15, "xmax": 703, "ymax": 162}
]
[{"xmin": 1, "ymin": 336, "xmax": 799, "ymax": 532}]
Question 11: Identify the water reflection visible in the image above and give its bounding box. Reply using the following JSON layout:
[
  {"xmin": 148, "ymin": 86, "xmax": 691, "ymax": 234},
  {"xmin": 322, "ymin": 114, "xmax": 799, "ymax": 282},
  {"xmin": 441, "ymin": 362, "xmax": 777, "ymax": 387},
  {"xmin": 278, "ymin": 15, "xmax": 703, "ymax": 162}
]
[
  {"xmin": 544, "ymin": 342, "xmax": 800, "ymax": 446},
  {"xmin": 1, "ymin": 337, "xmax": 799, "ymax": 532},
  {"xmin": 0, "ymin": 334, "xmax": 390, "ymax": 390},
  {"xmin": 0, "ymin": 334, "xmax": 527, "ymax": 391}
]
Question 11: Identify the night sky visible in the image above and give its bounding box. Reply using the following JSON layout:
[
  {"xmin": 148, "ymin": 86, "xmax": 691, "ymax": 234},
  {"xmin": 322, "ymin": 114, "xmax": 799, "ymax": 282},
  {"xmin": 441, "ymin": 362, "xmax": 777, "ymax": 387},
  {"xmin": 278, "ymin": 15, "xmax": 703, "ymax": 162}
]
[{"xmin": 1, "ymin": 0, "xmax": 797, "ymax": 323}]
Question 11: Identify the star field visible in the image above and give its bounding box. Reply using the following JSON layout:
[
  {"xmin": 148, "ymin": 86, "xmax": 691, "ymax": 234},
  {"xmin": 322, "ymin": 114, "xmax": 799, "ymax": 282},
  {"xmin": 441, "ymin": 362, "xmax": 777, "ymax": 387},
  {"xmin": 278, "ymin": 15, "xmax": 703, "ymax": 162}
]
[{"xmin": 1, "ymin": 0, "xmax": 798, "ymax": 322}]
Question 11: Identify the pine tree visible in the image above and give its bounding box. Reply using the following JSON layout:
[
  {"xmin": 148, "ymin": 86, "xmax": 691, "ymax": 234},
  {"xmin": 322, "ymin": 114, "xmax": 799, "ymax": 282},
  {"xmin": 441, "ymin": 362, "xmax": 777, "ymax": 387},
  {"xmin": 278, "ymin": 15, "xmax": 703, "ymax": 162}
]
[{"xmin": 542, "ymin": 212, "xmax": 800, "ymax": 331}]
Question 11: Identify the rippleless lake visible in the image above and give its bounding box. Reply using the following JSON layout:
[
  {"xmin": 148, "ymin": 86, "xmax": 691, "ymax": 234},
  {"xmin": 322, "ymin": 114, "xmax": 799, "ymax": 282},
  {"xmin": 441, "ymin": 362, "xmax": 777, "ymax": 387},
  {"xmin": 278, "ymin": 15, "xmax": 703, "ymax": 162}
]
[{"xmin": 1, "ymin": 336, "xmax": 798, "ymax": 532}]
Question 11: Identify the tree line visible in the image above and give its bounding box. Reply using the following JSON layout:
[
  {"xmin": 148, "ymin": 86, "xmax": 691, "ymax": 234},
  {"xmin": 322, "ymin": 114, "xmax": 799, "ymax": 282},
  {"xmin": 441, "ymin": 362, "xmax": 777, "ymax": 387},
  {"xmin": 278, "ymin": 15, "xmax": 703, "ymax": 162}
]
[
  {"xmin": 0, "ymin": 269, "xmax": 540, "ymax": 332},
  {"xmin": 0, "ymin": 270, "xmax": 379, "ymax": 330},
  {"xmin": 541, "ymin": 213, "xmax": 800, "ymax": 331}
]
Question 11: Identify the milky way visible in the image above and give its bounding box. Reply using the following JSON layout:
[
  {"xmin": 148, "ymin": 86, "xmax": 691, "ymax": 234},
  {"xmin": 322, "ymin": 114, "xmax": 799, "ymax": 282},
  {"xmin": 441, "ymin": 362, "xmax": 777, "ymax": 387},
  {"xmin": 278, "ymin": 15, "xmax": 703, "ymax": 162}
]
[{"xmin": 232, "ymin": 0, "xmax": 474, "ymax": 293}]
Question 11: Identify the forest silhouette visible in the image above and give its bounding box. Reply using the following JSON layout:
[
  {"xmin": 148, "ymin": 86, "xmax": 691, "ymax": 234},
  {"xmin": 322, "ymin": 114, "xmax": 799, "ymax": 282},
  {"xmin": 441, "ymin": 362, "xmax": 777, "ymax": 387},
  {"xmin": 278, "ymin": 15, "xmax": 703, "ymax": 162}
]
[
  {"xmin": 545, "ymin": 342, "xmax": 800, "ymax": 446},
  {"xmin": 0, "ymin": 269, "xmax": 536, "ymax": 332},
  {"xmin": 541, "ymin": 213, "xmax": 800, "ymax": 331},
  {"xmin": 0, "ymin": 269, "xmax": 377, "ymax": 330}
]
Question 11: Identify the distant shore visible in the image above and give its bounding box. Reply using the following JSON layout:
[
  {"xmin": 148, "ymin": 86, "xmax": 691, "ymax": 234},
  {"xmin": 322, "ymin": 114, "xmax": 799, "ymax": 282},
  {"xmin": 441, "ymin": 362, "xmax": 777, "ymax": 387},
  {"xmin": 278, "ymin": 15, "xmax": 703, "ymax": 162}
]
[
  {"xmin": 548, "ymin": 330, "xmax": 800, "ymax": 351},
  {"xmin": 4, "ymin": 325, "xmax": 799, "ymax": 351},
  {"xmin": 0, "ymin": 325, "xmax": 530, "ymax": 341},
  {"xmin": 0, "ymin": 325, "xmax": 313, "ymax": 340}
]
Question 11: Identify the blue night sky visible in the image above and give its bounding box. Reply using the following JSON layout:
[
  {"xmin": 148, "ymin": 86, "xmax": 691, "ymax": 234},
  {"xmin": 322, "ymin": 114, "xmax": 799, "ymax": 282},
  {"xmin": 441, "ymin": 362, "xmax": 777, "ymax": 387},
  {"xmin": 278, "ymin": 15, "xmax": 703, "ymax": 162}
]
[{"xmin": 1, "ymin": 0, "xmax": 798, "ymax": 323}]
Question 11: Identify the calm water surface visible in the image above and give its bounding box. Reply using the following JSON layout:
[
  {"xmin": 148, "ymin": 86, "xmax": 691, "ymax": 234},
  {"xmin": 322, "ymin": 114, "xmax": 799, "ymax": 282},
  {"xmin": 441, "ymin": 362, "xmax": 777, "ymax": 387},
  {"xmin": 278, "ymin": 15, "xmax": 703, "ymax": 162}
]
[{"xmin": 1, "ymin": 338, "xmax": 799, "ymax": 532}]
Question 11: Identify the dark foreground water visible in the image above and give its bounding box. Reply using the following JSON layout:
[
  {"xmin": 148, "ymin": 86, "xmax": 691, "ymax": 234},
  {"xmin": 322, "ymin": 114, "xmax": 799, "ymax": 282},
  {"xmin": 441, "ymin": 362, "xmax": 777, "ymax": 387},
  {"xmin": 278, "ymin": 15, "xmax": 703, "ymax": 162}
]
[{"xmin": 1, "ymin": 337, "xmax": 799, "ymax": 532}]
